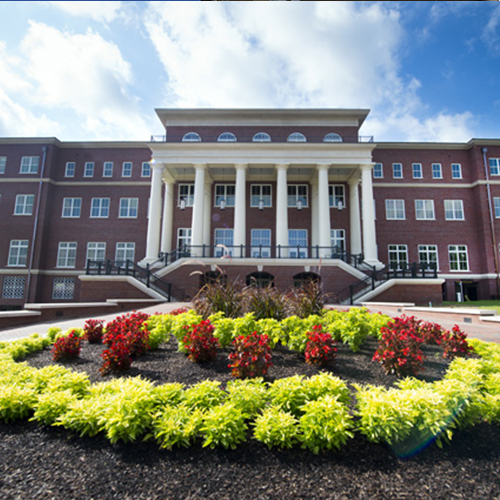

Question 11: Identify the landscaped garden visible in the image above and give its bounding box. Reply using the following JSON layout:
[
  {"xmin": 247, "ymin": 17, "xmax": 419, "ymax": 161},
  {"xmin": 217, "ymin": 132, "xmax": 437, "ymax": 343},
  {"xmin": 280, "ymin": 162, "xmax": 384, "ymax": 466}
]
[{"xmin": 1, "ymin": 283, "xmax": 500, "ymax": 499}]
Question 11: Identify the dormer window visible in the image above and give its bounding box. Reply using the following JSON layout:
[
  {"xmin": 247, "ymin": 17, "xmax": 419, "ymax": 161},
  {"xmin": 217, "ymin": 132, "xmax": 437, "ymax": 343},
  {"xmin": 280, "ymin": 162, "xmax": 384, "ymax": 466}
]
[
  {"xmin": 217, "ymin": 132, "xmax": 237, "ymax": 142},
  {"xmin": 287, "ymin": 132, "xmax": 306, "ymax": 143},
  {"xmin": 323, "ymin": 133, "xmax": 343, "ymax": 143},
  {"xmin": 252, "ymin": 132, "xmax": 271, "ymax": 142},
  {"xmin": 182, "ymin": 132, "xmax": 201, "ymax": 142}
]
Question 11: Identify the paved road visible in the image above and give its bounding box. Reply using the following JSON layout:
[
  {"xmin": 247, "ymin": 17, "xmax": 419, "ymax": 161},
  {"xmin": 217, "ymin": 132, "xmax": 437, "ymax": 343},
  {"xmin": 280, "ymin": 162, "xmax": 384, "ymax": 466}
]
[{"xmin": 1, "ymin": 302, "xmax": 499, "ymax": 344}]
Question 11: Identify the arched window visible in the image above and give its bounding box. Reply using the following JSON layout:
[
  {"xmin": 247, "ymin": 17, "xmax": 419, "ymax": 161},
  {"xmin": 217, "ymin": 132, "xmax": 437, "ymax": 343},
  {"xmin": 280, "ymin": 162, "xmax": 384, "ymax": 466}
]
[
  {"xmin": 293, "ymin": 272, "xmax": 321, "ymax": 288},
  {"xmin": 287, "ymin": 132, "xmax": 307, "ymax": 143},
  {"xmin": 217, "ymin": 132, "xmax": 237, "ymax": 142},
  {"xmin": 246, "ymin": 272, "xmax": 274, "ymax": 288},
  {"xmin": 252, "ymin": 132, "xmax": 271, "ymax": 142},
  {"xmin": 182, "ymin": 132, "xmax": 201, "ymax": 142},
  {"xmin": 323, "ymin": 133, "xmax": 343, "ymax": 143}
]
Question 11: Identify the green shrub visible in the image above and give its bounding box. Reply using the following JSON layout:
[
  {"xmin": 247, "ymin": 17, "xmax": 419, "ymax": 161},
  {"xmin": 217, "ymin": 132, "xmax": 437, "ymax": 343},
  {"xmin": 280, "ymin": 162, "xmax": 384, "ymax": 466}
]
[
  {"xmin": 170, "ymin": 311, "xmax": 204, "ymax": 351},
  {"xmin": 225, "ymin": 378, "xmax": 269, "ymax": 417},
  {"xmin": 253, "ymin": 407, "xmax": 299, "ymax": 449},
  {"xmin": 200, "ymin": 403, "xmax": 248, "ymax": 449},
  {"xmin": 32, "ymin": 389, "xmax": 80, "ymax": 425},
  {"xmin": 299, "ymin": 395, "xmax": 354, "ymax": 453},
  {"xmin": 267, "ymin": 375, "xmax": 310, "ymax": 416},
  {"xmin": 184, "ymin": 380, "xmax": 227, "ymax": 410},
  {"xmin": 152, "ymin": 382, "xmax": 186, "ymax": 409},
  {"xmin": 146, "ymin": 314, "xmax": 174, "ymax": 350},
  {"xmin": 0, "ymin": 385, "xmax": 38, "ymax": 422},
  {"xmin": 211, "ymin": 316, "xmax": 236, "ymax": 348}
]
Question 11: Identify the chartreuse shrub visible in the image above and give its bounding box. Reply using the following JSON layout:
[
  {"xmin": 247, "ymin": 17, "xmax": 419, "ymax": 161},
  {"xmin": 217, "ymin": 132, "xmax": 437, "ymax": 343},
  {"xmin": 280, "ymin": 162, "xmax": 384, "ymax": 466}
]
[
  {"xmin": 146, "ymin": 314, "xmax": 175, "ymax": 350},
  {"xmin": 225, "ymin": 378, "xmax": 269, "ymax": 417},
  {"xmin": 253, "ymin": 407, "xmax": 300, "ymax": 450},
  {"xmin": 200, "ymin": 403, "xmax": 248, "ymax": 449},
  {"xmin": 183, "ymin": 380, "xmax": 227, "ymax": 410}
]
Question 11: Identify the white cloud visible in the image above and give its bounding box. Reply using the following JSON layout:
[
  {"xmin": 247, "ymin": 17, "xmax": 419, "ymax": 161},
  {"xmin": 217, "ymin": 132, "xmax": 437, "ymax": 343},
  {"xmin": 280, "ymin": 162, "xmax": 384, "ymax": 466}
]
[
  {"xmin": 43, "ymin": 1, "xmax": 123, "ymax": 23},
  {"xmin": 483, "ymin": 6, "xmax": 500, "ymax": 55},
  {"xmin": 19, "ymin": 21, "xmax": 150, "ymax": 140}
]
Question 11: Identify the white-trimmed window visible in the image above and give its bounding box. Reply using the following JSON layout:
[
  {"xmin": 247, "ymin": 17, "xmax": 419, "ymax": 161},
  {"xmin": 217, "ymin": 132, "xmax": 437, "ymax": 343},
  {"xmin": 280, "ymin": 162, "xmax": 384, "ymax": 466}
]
[
  {"xmin": 182, "ymin": 132, "xmax": 201, "ymax": 142},
  {"xmin": 214, "ymin": 184, "xmax": 235, "ymax": 208},
  {"xmin": 287, "ymin": 185, "xmax": 308, "ymax": 208},
  {"xmin": 115, "ymin": 242, "xmax": 135, "ymax": 266},
  {"xmin": 331, "ymin": 229, "xmax": 346, "ymax": 252},
  {"xmin": 86, "ymin": 242, "xmax": 106, "ymax": 265},
  {"xmin": 415, "ymin": 199, "xmax": 435, "ymax": 220},
  {"xmin": 253, "ymin": 132, "xmax": 271, "ymax": 142},
  {"xmin": 251, "ymin": 185, "xmax": 272, "ymax": 208},
  {"xmin": 323, "ymin": 133, "xmax": 342, "ymax": 143},
  {"xmin": 444, "ymin": 200, "xmax": 464, "ymax": 220},
  {"xmin": 177, "ymin": 228, "xmax": 192, "ymax": 248},
  {"xmin": 412, "ymin": 163, "xmax": 422, "ymax": 179},
  {"xmin": 385, "ymin": 199, "xmax": 405, "ymax": 220},
  {"xmin": 432, "ymin": 163, "xmax": 442, "ymax": 179},
  {"xmin": 489, "ymin": 158, "xmax": 500, "ymax": 176},
  {"xmin": 119, "ymin": 198, "xmax": 138, "ymax": 218},
  {"xmin": 141, "ymin": 162, "xmax": 151, "ymax": 177},
  {"xmin": 62, "ymin": 198, "xmax": 82, "ymax": 218},
  {"xmin": 14, "ymin": 194, "xmax": 34, "ymax": 215},
  {"xmin": 65, "ymin": 162, "xmax": 76, "ymax": 178},
  {"xmin": 103, "ymin": 162, "xmax": 113, "ymax": 177},
  {"xmin": 392, "ymin": 163, "xmax": 403, "ymax": 179},
  {"xmin": 217, "ymin": 132, "xmax": 236, "ymax": 142},
  {"xmin": 494, "ymin": 198, "xmax": 500, "ymax": 218},
  {"xmin": 84, "ymin": 162, "xmax": 94, "ymax": 178},
  {"xmin": 52, "ymin": 277, "xmax": 75, "ymax": 300},
  {"xmin": 418, "ymin": 244, "xmax": 439, "ymax": 269},
  {"xmin": 20, "ymin": 156, "xmax": 39, "ymax": 174},
  {"xmin": 57, "ymin": 242, "xmax": 77, "ymax": 268},
  {"xmin": 122, "ymin": 162, "xmax": 132, "ymax": 177},
  {"xmin": 0, "ymin": 156, "xmax": 6, "ymax": 174},
  {"xmin": 287, "ymin": 132, "xmax": 306, "ymax": 143},
  {"xmin": 214, "ymin": 228, "xmax": 234, "ymax": 257},
  {"xmin": 289, "ymin": 229, "xmax": 308, "ymax": 258},
  {"xmin": 251, "ymin": 229, "xmax": 271, "ymax": 257},
  {"xmin": 373, "ymin": 163, "xmax": 383, "ymax": 179},
  {"xmin": 329, "ymin": 185, "xmax": 345, "ymax": 209},
  {"xmin": 2, "ymin": 276, "xmax": 26, "ymax": 299},
  {"xmin": 8, "ymin": 240, "xmax": 28, "ymax": 267},
  {"xmin": 90, "ymin": 198, "xmax": 110, "ymax": 218},
  {"xmin": 451, "ymin": 163, "xmax": 462, "ymax": 179},
  {"xmin": 388, "ymin": 244, "xmax": 408, "ymax": 270},
  {"xmin": 178, "ymin": 184, "xmax": 195, "ymax": 207},
  {"xmin": 448, "ymin": 245, "xmax": 469, "ymax": 271}
]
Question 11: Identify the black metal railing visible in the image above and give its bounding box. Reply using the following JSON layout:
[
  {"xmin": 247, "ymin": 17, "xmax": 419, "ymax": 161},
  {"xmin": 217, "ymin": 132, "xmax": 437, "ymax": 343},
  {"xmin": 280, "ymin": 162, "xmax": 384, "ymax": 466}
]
[
  {"xmin": 156, "ymin": 245, "xmax": 364, "ymax": 269},
  {"xmin": 337, "ymin": 262, "xmax": 438, "ymax": 305},
  {"xmin": 85, "ymin": 259, "xmax": 185, "ymax": 302}
]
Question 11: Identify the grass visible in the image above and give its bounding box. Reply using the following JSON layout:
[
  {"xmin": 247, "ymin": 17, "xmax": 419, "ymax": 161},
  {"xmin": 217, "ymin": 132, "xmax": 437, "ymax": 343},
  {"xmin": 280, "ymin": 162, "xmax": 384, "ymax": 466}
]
[{"xmin": 441, "ymin": 300, "xmax": 500, "ymax": 314}]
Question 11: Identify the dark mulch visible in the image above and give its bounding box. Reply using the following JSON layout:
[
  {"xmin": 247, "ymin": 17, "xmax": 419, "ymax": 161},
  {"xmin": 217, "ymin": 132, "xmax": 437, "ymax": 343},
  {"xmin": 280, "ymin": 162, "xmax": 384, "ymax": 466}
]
[{"xmin": 1, "ymin": 338, "xmax": 499, "ymax": 500}]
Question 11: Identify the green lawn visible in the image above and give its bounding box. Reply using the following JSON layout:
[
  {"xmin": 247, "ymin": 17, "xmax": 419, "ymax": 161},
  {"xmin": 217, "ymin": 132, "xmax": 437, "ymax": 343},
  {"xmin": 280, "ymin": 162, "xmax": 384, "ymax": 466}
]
[{"xmin": 442, "ymin": 300, "xmax": 500, "ymax": 315}]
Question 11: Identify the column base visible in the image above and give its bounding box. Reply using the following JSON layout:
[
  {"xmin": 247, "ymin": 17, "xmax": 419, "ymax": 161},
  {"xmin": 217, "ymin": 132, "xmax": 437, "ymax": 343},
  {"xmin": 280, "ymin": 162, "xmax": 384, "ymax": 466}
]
[{"xmin": 363, "ymin": 259, "xmax": 385, "ymax": 270}]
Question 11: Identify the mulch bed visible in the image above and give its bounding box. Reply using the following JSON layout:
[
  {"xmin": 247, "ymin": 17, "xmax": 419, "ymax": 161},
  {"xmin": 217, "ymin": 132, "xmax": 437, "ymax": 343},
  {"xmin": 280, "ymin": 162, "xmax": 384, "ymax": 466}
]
[{"xmin": 1, "ymin": 337, "xmax": 499, "ymax": 499}]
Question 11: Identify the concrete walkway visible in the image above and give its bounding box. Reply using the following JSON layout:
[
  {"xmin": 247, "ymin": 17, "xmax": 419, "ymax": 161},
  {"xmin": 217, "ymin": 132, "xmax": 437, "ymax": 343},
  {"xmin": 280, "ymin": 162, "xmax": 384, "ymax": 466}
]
[{"xmin": 1, "ymin": 301, "xmax": 499, "ymax": 344}]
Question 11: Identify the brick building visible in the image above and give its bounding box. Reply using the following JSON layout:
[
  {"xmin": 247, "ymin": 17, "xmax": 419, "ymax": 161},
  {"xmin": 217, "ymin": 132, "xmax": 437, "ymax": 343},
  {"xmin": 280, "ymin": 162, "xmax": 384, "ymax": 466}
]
[{"xmin": 1, "ymin": 108, "xmax": 500, "ymax": 309}]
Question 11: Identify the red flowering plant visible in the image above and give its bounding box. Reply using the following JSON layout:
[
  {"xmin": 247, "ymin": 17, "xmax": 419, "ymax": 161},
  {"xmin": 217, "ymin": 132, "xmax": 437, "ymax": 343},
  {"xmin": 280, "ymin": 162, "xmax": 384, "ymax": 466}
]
[
  {"xmin": 228, "ymin": 332, "xmax": 273, "ymax": 379},
  {"xmin": 441, "ymin": 325, "xmax": 474, "ymax": 360},
  {"xmin": 103, "ymin": 312, "xmax": 151, "ymax": 357},
  {"xmin": 304, "ymin": 325, "xmax": 337, "ymax": 367},
  {"xmin": 420, "ymin": 321, "xmax": 445, "ymax": 346},
  {"xmin": 373, "ymin": 315, "xmax": 425, "ymax": 377},
  {"xmin": 182, "ymin": 320, "xmax": 219, "ymax": 363},
  {"xmin": 83, "ymin": 319, "xmax": 104, "ymax": 344},
  {"xmin": 52, "ymin": 330, "xmax": 82, "ymax": 361},
  {"xmin": 169, "ymin": 307, "xmax": 189, "ymax": 316},
  {"xmin": 100, "ymin": 334, "xmax": 132, "ymax": 375}
]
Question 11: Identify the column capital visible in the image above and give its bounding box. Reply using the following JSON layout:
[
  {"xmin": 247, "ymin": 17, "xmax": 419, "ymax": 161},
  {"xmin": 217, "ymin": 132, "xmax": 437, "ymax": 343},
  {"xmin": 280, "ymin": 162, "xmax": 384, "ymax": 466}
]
[
  {"xmin": 193, "ymin": 163, "xmax": 208, "ymax": 170},
  {"xmin": 348, "ymin": 177, "xmax": 360, "ymax": 186},
  {"xmin": 316, "ymin": 163, "xmax": 331, "ymax": 172},
  {"xmin": 275, "ymin": 163, "xmax": 289, "ymax": 171},
  {"xmin": 359, "ymin": 163, "xmax": 375, "ymax": 172},
  {"xmin": 234, "ymin": 163, "xmax": 248, "ymax": 171}
]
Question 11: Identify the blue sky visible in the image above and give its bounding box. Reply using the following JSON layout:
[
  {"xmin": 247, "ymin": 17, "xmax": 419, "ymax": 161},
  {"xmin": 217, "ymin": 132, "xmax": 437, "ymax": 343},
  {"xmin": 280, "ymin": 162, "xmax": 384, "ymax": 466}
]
[{"xmin": 0, "ymin": 1, "xmax": 499, "ymax": 143}]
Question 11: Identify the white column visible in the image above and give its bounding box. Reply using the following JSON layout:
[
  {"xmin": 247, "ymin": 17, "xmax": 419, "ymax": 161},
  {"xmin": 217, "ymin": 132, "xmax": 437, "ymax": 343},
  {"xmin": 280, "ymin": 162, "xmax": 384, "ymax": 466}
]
[
  {"xmin": 360, "ymin": 164, "xmax": 380, "ymax": 266},
  {"xmin": 160, "ymin": 180, "xmax": 174, "ymax": 254},
  {"xmin": 145, "ymin": 162, "xmax": 164, "ymax": 261},
  {"xmin": 203, "ymin": 176, "xmax": 213, "ymax": 250},
  {"xmin": 311, "ymin": 177, "xmax": 319, "ymax": 249},
  {"xmin": 348, "ymin": 178, "xmax": 362, "ymax": 256},
  {"xmin": 233, "ymin": 163, "xmax": 247, "ymax": 257},
  {"xmin": 275, "ymin": 164, "xmax": 289, "ymax": 257},
  {"xmin": 317, "ymin": 164, "xmax": 331, "ymax": 257},
  {"xmin": 191, "ymin": 163, "xmax": 207, "ymax": 255}
]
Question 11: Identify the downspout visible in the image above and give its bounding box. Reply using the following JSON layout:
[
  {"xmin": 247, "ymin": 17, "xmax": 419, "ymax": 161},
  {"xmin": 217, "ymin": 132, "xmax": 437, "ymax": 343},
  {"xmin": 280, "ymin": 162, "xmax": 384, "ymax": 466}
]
[
  {"xmin": 25, "ymin": 145, "xmax": 48, "ymax": 303},
  {"xmin": 482, "ymin": 147, "xmax": 500, "ymax": 299}
]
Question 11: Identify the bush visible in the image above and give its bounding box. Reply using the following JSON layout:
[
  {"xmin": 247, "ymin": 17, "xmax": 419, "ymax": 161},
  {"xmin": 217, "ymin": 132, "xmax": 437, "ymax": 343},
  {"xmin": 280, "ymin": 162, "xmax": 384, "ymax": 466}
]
[
  {"xmin": 225, "ymin": 378, "xmax": 269, "ymax": 417},
  {"xmin": 289, "ymin": 280, "xmax": 327, "ymax": 318},
  {"xmin": 182, "ymin": 320, "xmax": 219, "ymax": 363},
  {"xmin": 253, "ymin": 407, "xmax": 299, "ymax": 449},
  {"xmin": 246, "ymin": 285, "xmax": 291, "ymax": 321},
  {"xmin": 228, "ymin": 332, "xmax": 272, "ymax": 379},
  {"xmin": 83, "ymin": 319, "xmax": 104, "ymax": 344},
  {"xmin": 100, "ymin": 334, "xmax": 132, "ymax": 375},
  {"xmin": 420, "ymin": 321, "xmax": 445, "ymax": 345},
  {"xmin": 442, "ymin": 325, "xmax": 474, "ymax": 360},
  {"xmin": 304, "ymin": 325, "xmax": 337, "ymax": 366},
  {"xmin": 51, "ymin": 330, "xmax": 82, "ymax": 361},
  {"xmin": 372, "ymin": 315, "xmax": 425, "ymax": 377},
  {"xmin": 103, "ymin": 312, "xmax": 151, "ymax": 356},
  {"xmin": 192, "ymin": 280, "xmax": 244, "ymax": 319},
  {"xmin": 200, "ymin": 403, "xmax": 248, "ymax": 449}
]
